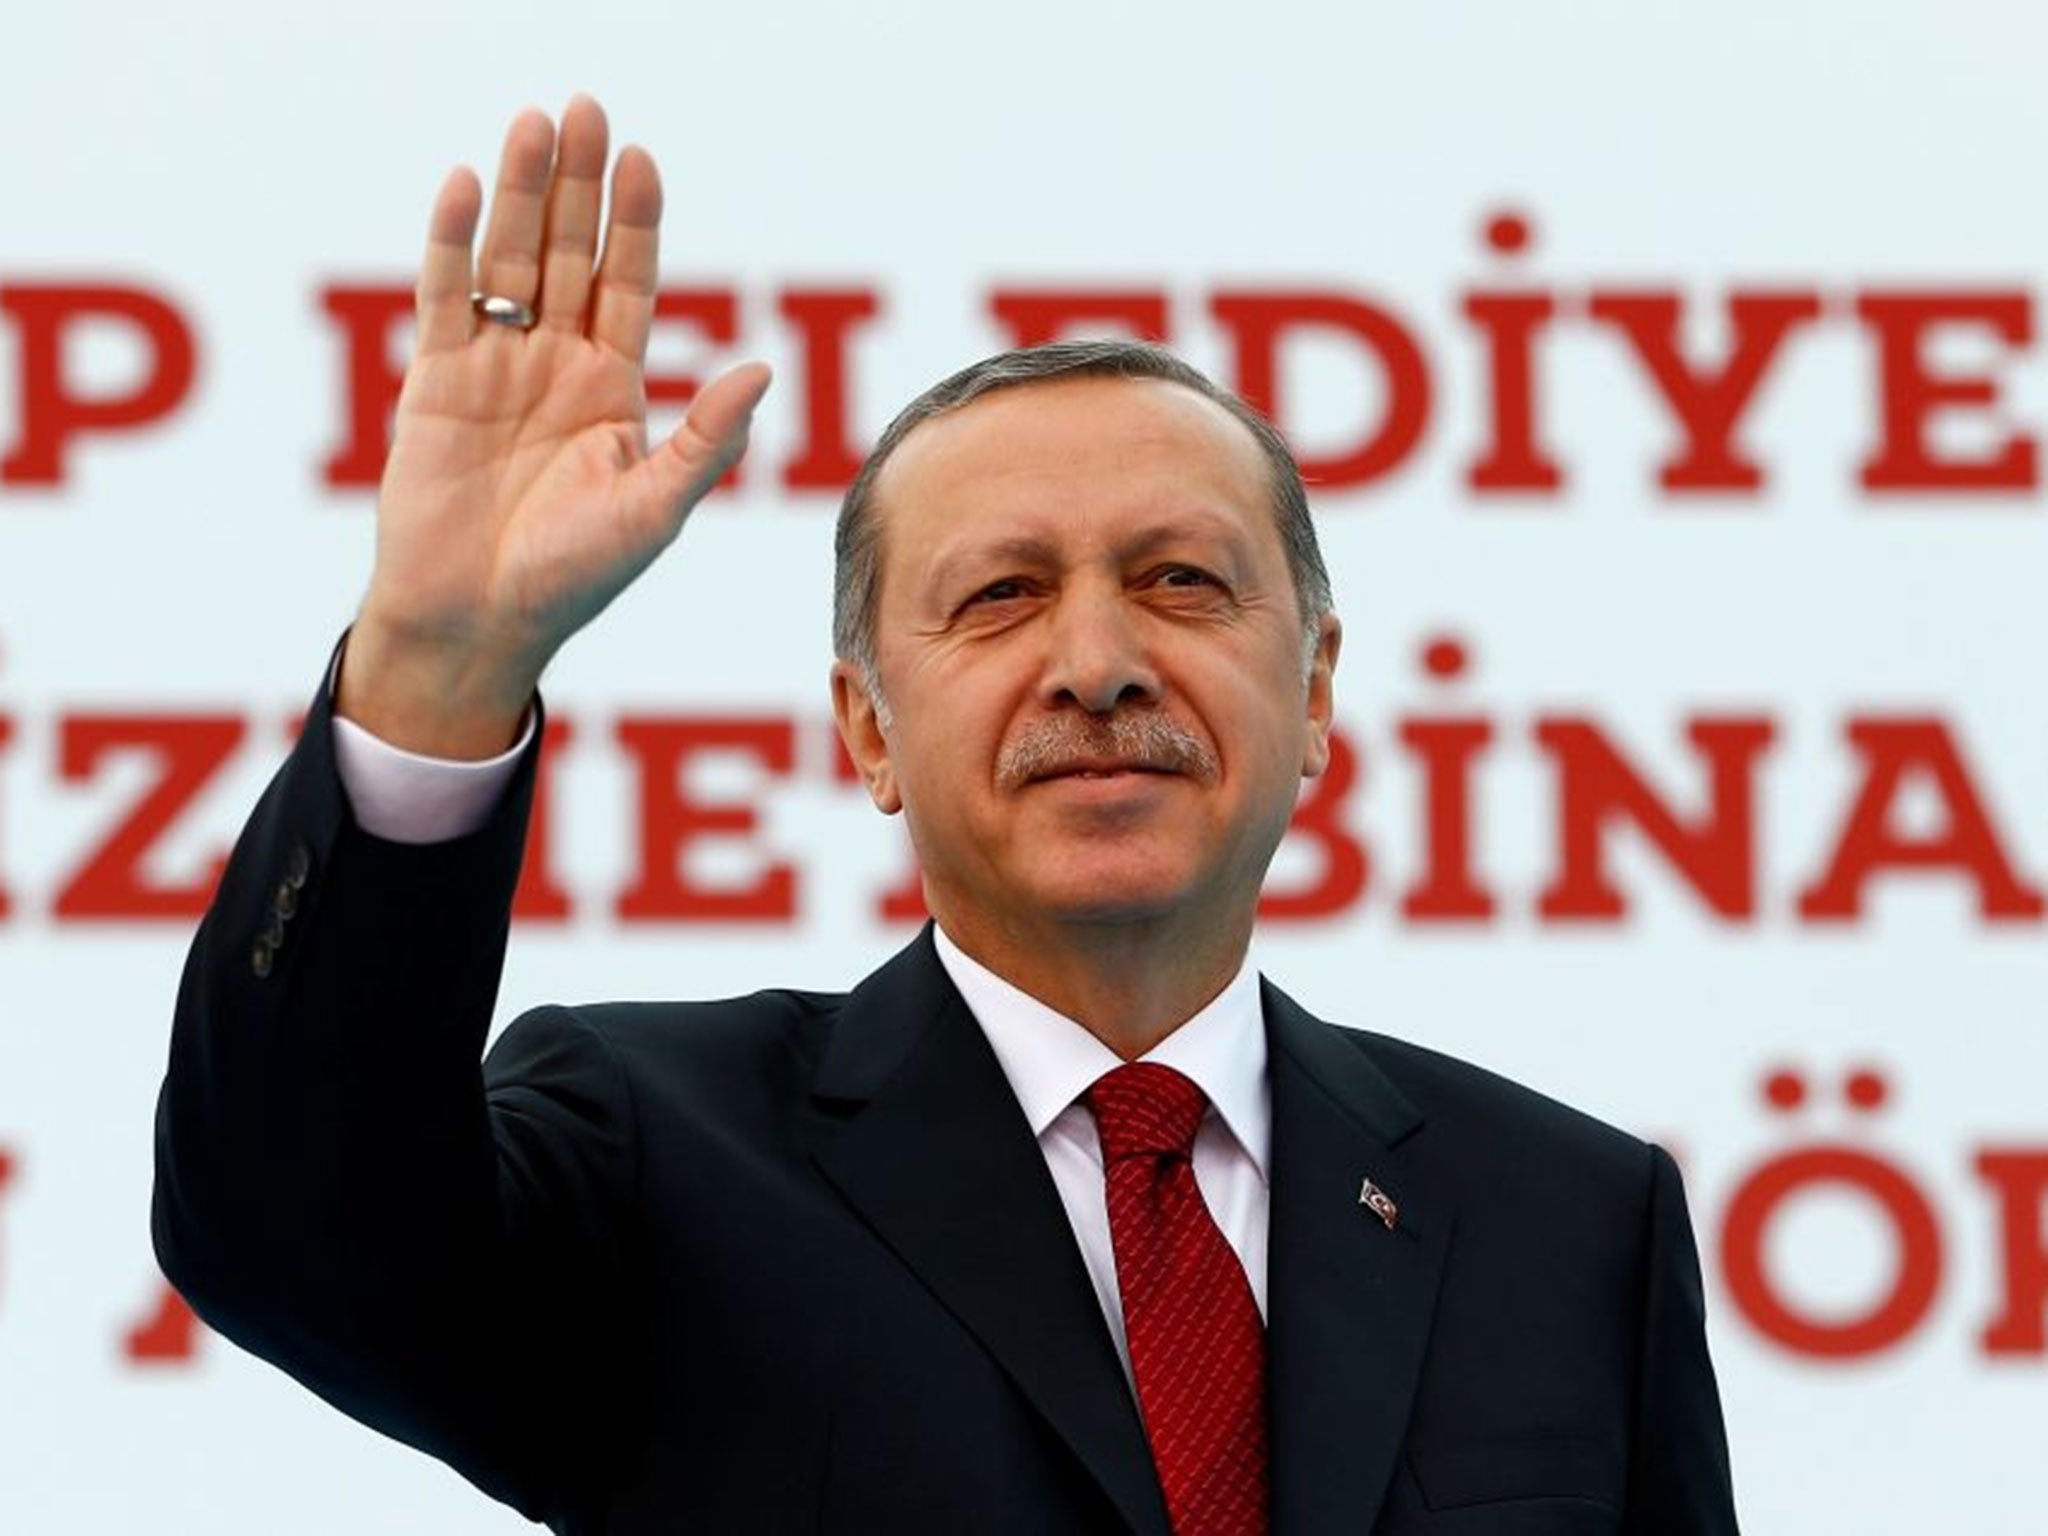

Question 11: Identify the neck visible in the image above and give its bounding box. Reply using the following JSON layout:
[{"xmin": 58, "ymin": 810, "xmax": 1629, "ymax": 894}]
[{"xmin": 931, "ymin": 903, "xmax": 1253, "ymax": 1059}]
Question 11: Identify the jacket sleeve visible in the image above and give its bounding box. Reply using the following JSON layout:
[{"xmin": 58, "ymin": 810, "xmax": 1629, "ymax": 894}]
[
  {"xmin": 1624, "ymin": 1143, "xmax": 1742, "ymax": 1533},
  {"xmin": 150, "ymin": 653, "xmax": 637, "ymax": 1528}
]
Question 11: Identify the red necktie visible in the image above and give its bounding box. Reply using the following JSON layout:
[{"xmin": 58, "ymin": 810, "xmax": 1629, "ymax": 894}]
[{"xmin": 1087, "ymin": 1062, "xmax": 1268, "ymax": 1536}]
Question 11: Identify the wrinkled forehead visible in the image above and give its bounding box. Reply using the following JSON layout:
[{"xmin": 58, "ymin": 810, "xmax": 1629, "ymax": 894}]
[{"xmin": 868, "ymin": 375, "xmax": 1279, "ymax": 565}]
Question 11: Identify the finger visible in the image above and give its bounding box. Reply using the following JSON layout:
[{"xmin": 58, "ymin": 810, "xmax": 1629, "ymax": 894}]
[
  {"xmin": 634, "ymin": 361, "xmax": 773, "ymax": 519},
  {"xmin": 473, "ymin": 109, "xmax": 557, "ymax": 310},
  {"xmin": 590, "ymin": 145, "xmax": 662, "ymax": 360},
  {"xmin": 536, "ymin": 95, "xmax": 609, "ymax": 334},
  {"xmin": 416, "ymin": 167, "xmax": 483, "ymax": 355}
]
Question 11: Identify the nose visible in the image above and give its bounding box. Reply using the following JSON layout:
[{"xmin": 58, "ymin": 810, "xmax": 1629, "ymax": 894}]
[{"xmin": 1039, "ymin": 581, "xmax": 1162, "ymax": 715}]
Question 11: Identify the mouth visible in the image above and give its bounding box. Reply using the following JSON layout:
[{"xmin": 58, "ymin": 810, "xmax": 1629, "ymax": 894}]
[{"xmin": 1031, "ymin": 761, "xmax": 1177, "ymax": 784}]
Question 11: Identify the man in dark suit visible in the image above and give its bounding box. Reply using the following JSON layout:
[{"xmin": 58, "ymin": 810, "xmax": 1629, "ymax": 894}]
[{"xmin": 154, "ymin": 97, "xmax": 1739, "ymax": 1533}]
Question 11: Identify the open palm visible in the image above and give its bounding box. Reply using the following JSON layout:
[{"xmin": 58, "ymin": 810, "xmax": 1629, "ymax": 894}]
[{"xmin": 344, "ymin": 99, "xmax": 769, "ymax": 755}]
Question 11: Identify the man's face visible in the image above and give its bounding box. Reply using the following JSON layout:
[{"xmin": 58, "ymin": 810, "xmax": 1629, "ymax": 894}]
[{"xmin": 832, "ymin": 376, "xmax": 1339, "ymax": 943}]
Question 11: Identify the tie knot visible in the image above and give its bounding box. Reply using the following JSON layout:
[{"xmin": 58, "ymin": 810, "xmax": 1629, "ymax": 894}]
[{"xmin": 1087, "ymin": 1062, "xmax": 1208, "ymax": 1164}]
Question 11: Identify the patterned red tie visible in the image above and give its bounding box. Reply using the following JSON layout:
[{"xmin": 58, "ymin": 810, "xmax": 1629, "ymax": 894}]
[{"xmin": 1087, "ymin": 1062, "xmax": 1268, "ymax": 1536}]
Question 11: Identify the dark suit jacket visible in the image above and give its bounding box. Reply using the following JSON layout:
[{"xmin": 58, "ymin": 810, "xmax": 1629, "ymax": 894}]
[{"xmin": 153, "ymin": 676, "xmax": 1739, "ymax": 1534}]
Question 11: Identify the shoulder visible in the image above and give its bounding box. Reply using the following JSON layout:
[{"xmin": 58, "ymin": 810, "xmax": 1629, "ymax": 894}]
[
  {"xmin": 477, "ymin": 929, "xmax": 960, "ymax": 1132},
  {"xmin": 482, "ymin": 987, "xmax": 848, "ymax": 1113},
  {"xmin": 475, "ymin": 989, "xmax": 863, "ymax": 1185},
  {"xmin": 490, "ymin": 985, "xmax": 845, "ymax": 1068},
  {"xmin": 1323, "ymin": 1021, "xmax": 1661, "ymax": 1203}
]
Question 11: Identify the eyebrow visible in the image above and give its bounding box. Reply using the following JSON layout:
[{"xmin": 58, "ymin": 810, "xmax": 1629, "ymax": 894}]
[{"xmin": 930, "ymin": 535, "xmax": 1063, "ymax": 581}]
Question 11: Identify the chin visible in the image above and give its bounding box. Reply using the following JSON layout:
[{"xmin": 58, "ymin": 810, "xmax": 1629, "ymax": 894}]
[{"xmin": 1017, "ymin": 857, "xmax": 1205, "ymax": 926}]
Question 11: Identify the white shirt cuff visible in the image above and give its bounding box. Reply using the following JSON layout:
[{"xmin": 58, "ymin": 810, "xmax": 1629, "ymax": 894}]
[{"xmin": 330, "ymin": 709, "xmax": 535, "ymax": 845}]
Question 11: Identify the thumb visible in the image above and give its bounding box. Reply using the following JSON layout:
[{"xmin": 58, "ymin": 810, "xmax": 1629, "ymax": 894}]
[{"xmin": 640, "ymin": 359, "xmax": 774, "ymax": 518}]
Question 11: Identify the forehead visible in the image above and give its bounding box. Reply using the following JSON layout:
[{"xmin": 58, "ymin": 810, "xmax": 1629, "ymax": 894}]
[{"xmin": 870, "ymin": 376, "xmax": 1279, "ymax": 565}]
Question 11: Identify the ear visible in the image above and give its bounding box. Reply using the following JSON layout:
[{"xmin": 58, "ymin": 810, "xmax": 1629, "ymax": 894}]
[
  {"xmin": 1299, "ymin": 614, "xmax": 1342, "ymax": 779},
  {"xmin": 831, "ymin": 659, "xmax": 902, "ymax": 814}
]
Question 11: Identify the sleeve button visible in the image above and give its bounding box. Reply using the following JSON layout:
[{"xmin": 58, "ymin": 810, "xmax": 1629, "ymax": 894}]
[{"xmin": 251, "ymin": 940, "xmax": 274, "ymax": 978}]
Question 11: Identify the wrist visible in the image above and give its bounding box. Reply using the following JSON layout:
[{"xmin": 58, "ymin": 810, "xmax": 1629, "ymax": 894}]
[{"xmin": 335, "ymin": 616, "xmax": 543, "ymax": 760}]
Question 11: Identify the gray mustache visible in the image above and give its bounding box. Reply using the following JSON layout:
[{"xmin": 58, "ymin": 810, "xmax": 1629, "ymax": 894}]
[{"xmin": 996, "ymin": 714, "xmax": 1219, "ymax": 789}]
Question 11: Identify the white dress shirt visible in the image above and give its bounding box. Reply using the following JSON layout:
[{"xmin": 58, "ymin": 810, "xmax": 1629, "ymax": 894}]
[
  {"xmin": 929, "ymin": 926, "xmax": 1270, "ymax": 1368},
  {"xmin": 330, "ymin": 708, "xmax": 535, "ymax": 844},
  {"xmin": 330, "ymin": 711, "xmax": 1273, "ymax": 1374}
]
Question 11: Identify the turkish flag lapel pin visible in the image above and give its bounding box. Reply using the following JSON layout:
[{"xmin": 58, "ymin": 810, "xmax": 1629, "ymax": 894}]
[{"xmin": 1358, "ymin": 1175, "xmax": 1399, "ymax": 1231}]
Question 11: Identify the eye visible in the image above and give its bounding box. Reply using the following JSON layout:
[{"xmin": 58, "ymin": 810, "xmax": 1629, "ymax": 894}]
[
  {"xmin": 1154, "ymin": 565, "xmax": 1222, "ymax": 590},
  {"xmin": 956, "ymin": 576, "xmax": 1040, "ymax": 617},
  {"xmin": 969, "ymin": 578, "xmax": 1028, "ymax": 604}
]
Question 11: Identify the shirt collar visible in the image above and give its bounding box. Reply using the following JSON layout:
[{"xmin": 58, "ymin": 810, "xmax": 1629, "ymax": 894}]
[{"xmin": 931, "ymin": 923, "xmax": 1270, "ymax": 1178}]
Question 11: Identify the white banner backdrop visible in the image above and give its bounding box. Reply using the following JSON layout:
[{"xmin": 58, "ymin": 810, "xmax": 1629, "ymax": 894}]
[{"xmin": 4, "ymin": 1, "xmax": 2047, "ymax": 1529}]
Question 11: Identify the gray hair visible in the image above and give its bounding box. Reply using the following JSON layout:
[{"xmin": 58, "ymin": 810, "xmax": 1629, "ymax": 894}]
[{"xmin": 831, "ymin": 340, "xmax": 1334, "ymax": 685}]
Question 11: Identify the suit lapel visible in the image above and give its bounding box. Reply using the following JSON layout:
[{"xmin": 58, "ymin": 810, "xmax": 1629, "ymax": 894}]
[
  {"xmin": 806, "ymin": 930, "xmax": 1171, "ymax": 1536},
  {"xmin": 1263, "ymin": 982, "xmax": 1456, "ymax": 1536}
]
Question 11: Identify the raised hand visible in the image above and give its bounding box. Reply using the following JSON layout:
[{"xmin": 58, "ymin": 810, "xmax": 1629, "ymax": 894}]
[{"xmin": 338, "ymin": 97, "xmax": 770, "ymax": 757}]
